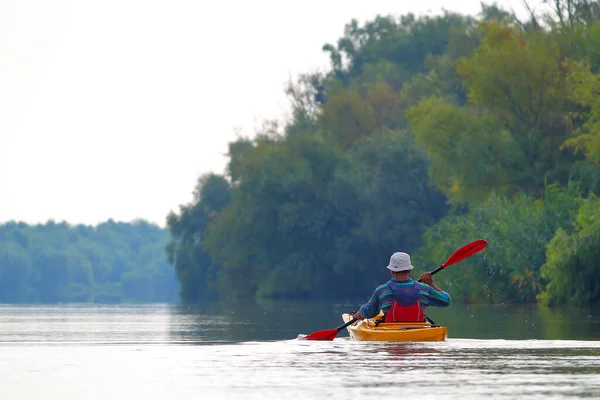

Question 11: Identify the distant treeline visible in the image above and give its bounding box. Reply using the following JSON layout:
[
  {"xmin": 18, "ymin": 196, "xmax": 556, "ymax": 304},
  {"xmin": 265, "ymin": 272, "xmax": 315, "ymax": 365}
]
[
  {"xmin": 0, "ymin": 220, "xmax": 177, "ymax": 303},
  {"xmin": 167, "ymin": 1, "xmax": 600, "ymax": 307}
]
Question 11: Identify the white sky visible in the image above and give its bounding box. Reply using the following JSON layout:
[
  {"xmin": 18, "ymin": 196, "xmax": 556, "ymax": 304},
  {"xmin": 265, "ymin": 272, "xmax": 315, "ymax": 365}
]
[{"xmin": 1, "ymin": 0, "xmax": 545, "ymax": 227}]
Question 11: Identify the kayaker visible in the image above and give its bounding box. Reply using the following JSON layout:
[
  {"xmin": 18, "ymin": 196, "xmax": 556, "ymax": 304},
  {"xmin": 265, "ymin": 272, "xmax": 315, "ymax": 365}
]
[{"xmin": 351, "ymin": 252, "xmax": 450, "ymax": 322}]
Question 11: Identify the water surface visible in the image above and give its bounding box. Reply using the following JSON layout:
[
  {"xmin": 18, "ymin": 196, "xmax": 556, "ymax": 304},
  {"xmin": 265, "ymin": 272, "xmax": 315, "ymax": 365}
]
[{"xmin": 1, "ymin": 302, "xmax": 599, "ymax": 399}]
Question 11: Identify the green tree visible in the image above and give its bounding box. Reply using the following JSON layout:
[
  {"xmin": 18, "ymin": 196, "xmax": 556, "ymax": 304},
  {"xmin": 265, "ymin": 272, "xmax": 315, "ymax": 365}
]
[
  {"xmin": 166, "ymin": 173, "xmax": 231, "ymax": 302},
  {"xmin": 539, "ymin": 195, "xmax": 600, "ymax": 305},
  {"xmin": 31, "ymin": 246, "xmax": 71, "ymax": 303},
  {"xmin": 0, "ymin": 242, "xmax": 32, "ymax": 302},
  {"xmin": 413, "ymin": 184, "xmax": 582, "ymax": 304},
  {"xmin": 0, "ymin": 219, "xmax": 176, "ymax": 304},
  {"xmin": 407, "ymin": 21, "xmax": 583, "ymax": 204},
  {"xmin": 204, "ymin": 132, "xmax": 342, "ymax": 298},
  {"xmin": 329, "ymin": 131, "xmax": 449, "ymax": 293}
]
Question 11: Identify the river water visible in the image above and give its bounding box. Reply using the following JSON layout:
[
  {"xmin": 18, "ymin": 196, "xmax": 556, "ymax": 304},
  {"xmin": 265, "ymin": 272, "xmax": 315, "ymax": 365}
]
[{"xmin": 1, "ymin": 302, "xmax": 599, "ymax": 399}]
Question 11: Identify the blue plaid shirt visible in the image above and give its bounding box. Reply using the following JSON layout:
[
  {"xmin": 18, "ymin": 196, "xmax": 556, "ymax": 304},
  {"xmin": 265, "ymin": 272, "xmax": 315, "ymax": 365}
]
[{"xmin": 358, "ymin": 278, "xmax": 451, "ymax": 319}]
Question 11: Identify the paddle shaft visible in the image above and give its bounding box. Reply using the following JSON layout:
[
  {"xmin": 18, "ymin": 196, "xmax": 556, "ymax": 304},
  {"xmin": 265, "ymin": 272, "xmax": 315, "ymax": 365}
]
[{"xmin": 338, "ymin": 317, "xmax": 358, "ymax": 331}]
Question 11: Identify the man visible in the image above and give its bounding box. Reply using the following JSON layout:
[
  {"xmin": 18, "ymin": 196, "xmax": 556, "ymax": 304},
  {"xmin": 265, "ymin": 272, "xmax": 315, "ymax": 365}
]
[{"xmin": 352, "ymin": 252, "xmax": 451, "ymax": 322}]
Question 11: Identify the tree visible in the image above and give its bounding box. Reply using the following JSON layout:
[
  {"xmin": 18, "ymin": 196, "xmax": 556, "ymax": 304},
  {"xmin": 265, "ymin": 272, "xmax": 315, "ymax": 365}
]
[
  {"xmin": 407, "ymin": 21, "xmax": 583, "ymax": 204},
  {"xmin": 413, "ymin": 184, "xmax": 582, "ymax": 304},
  {"xmin": 539, "ymin": 195, "xmax": 600, "ymax": 306},
  {"xmin": 166, "ymin": 173, "xmax": 231, "ymax": 302},
  {"xmin": 0, "ymin": 242, "xmax": 32, "ymax": 302},
  {"xmin": 0, "ymin": 220, "xmax": 176, "ymax": 304}
]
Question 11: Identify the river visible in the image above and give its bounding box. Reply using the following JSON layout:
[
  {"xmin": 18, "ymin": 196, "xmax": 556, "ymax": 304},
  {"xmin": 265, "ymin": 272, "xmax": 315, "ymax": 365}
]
[{"xmin": 1, "ymin": 301, "xmax": 599, "ymax": 399}]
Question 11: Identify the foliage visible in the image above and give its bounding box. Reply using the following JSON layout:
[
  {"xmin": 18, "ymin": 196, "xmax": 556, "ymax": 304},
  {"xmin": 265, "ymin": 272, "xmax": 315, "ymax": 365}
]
[
  {"xmin": 329, "ymin": 131, "xmax": 448, "ymax": 287},
  {"xmin": 563, "ymin": 59, "xmax": 600, "ymax": 164},
  {"xmin": 539, "ymin": 195, "xmax": 600, "ymax": 306},
  {"xmin": 0, "ymin": 220, "xmax": 177, "ymax": 303},
  {"xmin": 412, "ymin": 184, "xmax": 583, "ymax": 304},
  {"xmin": 166, "ymin": 173, "xmax": 231, "ymax": 303},
  {"xmin": 204, "ymin": 131, "xmax": 345, "ymax": 298},
  {"xmin": 407, "ymin": 21, "xmax": 583, "ymax": 205},
  {"xmin": 164, "ymin": 3, "xmax": 600, "ymax": 307}
]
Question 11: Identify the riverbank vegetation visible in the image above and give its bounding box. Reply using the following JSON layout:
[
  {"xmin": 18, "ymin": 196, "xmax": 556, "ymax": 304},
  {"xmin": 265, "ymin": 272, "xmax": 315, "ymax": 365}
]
[
  {"xmin": 0, "ymin": 220, "xmax": 177, "ymax": 303},
  {"xmin": 167, "ymin": 1, "xmax": 600, "ymax": 307}
]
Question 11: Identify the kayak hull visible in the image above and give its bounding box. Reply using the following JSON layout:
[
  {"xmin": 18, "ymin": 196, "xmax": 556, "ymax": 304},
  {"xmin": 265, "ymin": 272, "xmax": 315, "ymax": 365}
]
[{"xmin": 341, "ymin": 313, "xmax": 448, "ymax": 342}]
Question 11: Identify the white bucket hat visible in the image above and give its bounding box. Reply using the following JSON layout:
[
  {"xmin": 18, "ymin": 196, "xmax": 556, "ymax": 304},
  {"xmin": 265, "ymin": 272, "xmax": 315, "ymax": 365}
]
[{"xmin": 386, "ymin": 252, "xmax": 414, "ymax": 272}]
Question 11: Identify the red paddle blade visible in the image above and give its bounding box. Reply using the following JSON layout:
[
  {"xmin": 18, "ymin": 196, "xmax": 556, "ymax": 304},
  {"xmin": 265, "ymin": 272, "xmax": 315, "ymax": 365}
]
[
  {"xmin": 304, "ymin": 329, "xmax": 339, "ymax": 341},
  {"xmin": 442, "ymin": 239, "xmax": 487, "ymax": 268}
]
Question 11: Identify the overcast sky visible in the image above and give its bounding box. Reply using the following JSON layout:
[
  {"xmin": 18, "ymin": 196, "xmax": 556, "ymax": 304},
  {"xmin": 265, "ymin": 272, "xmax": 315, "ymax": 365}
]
[{"xmin": 1, "ymin": 0, "xmax": 545, "ymax": 227}]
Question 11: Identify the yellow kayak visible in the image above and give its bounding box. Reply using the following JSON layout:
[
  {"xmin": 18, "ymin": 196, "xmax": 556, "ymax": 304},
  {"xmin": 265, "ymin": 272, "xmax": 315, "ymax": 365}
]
[{"xmin": 341, "ymin": 313, "xmax": 448, "ymax": 342}]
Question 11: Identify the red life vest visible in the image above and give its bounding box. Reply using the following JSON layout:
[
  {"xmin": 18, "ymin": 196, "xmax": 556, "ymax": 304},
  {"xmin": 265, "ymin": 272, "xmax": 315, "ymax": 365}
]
[{"xmin": 384, "ymin": 280, "xmax": 425, "ymax": 322}]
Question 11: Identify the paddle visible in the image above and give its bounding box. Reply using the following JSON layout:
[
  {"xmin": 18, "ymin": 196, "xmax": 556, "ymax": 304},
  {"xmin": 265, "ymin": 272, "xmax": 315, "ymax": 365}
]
[{"xmin": 303, "ymin": 239, "xmax": 487, "ymax": 341}]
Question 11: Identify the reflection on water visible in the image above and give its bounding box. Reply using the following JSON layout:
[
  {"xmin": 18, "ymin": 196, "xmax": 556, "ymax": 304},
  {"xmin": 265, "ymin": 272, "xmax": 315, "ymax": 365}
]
[
  {"xmin": 422, "ymin": 302, "xmax": 600, "ymax": 341},
  {"xmin": 373, "ymin": 343, "xmax": 443, "ymax": 358},
  {"xmin": 1, "ymin": 301, "xmax": 599, "ymax": 344},
  {"xmin": 0, "ymin": 302, "xmax": 599, "ymax": 399},
  {"xmin": 167, "ymin": 299, "xmax": 600, "ymax": 342}
]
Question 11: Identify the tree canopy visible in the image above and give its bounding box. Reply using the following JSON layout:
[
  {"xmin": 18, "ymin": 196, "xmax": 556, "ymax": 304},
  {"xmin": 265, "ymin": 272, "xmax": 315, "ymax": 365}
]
[
  {"xmin": 164, "ymin": 2, "xmax": 600, "ymax": 307},
  {"xmin": 0, "ymin": 220, "xmax": 177, "ymax": 303}
]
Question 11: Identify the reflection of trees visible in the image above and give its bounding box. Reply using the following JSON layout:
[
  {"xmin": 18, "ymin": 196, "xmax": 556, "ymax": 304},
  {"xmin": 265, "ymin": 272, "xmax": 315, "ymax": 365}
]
[
  {"xmin": 427, "ymin": 304, "xmax": 600, "ymax": 340},
  {"xmin": 537, "ymin": 305, "xmax": 600, "ymax": 340},
  {"xmin": 167, "ymin": 299, "xmax": 362, "ymax": 343},
  {"xmin": 165, "ymin": 302, "xmax": 600, "ymax": 343}
]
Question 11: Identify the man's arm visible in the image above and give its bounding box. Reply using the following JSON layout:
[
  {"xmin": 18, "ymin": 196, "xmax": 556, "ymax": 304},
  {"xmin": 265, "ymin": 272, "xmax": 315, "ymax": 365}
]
[
  {"xmin": 420, "ymin": 271, "xmax": 451, "ymax": 307},
  {"xmin": 352, "ymin": 290, "xmax": 381, "ymax": 320}
]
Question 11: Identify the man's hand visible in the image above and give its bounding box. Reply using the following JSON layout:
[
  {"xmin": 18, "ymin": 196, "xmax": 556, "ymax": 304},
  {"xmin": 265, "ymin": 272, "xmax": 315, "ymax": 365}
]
[
  {"xmin": 420, "ymin": 271, "xmax": 434, "ymax": 285},
  {"xmin": 352, "ymin": 311, "xmax": 364, "ymax": 320},
  {"xmin": 420, "ymin": 271, "xmax": 446, "ymax": 292}
]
